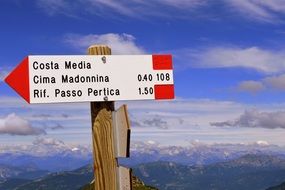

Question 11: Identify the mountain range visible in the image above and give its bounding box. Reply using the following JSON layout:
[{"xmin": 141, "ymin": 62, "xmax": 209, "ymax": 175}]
[
  {"xmin": 133, "ymin": 154, "xmax": 285, "ymax": 190},
  {"xmin": 121, "ymin": 141, "xmax": 285, "ymax": 167},
  {"xmin": 1, "ymin": 139, "xmax": 285, "ymax": 190},
  {"xmin": 1, "ymin": 154, "xmax": 285, "ymax": 190},
  {"xmin": 0, "ymin": 164, "xmax": 157, "ymax": 190},
  {"xmin": 0, "ymin": 164, "xmax": 48, "ymax": 182},
  {"xmin": 7, "ymin": 164, "xmax": 93, "ymax": 190},
  {"xmin": 1, "ymin": 140, "xmax": 285, "ymax": 173},
  {"xmin": 0, "ymin": 153, "xmax": 91, "ymax": 172},
  {"xmin": 0, "ymin": 138, "xmax": 91, "ymax": 172}
]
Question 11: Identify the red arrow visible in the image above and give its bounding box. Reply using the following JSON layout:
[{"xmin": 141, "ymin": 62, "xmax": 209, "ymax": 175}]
[{"xmin": 5, "ymin": 57, "xmax": 30, "ymax": 103}]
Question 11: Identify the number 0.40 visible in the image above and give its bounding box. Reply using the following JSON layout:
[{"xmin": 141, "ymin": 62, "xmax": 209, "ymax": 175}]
[{"xmin": 138, "ymin": 74, "xmax": 153, "ymax": 82}]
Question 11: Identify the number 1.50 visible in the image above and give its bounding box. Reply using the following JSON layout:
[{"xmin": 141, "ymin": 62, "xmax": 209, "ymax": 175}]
[{"xmin": 138, "ymin": 87, "xmax": 154, "ymax": 95}]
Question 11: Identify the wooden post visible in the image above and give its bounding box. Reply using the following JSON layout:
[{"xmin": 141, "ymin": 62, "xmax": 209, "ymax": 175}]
[{"xmin": 88, "ymin": 45, "xmax": 117, "ymax": 190}]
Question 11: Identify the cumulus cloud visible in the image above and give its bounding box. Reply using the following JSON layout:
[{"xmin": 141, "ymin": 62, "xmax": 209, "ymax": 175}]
[
  {"xmin": 210, "ymin": 109, "xmax": 285, "ymax": 129},
  {"xmin": 236, "ymin": 80, "xmax": 265, "ymax": 93},
  {"xmin": 143, "ymin": 118, "xmax": 168, "ymax": 129},
  {"xmin": 234, "ymin": 74, "xmax": 285, "ymax": 94},
  {"xmin": 31, "ymin": 113, "xmax": 71, "ymax": 122},
  {"xmin": 64, "ymin": 33, "xmax": 145, "ymax": 54},
  {"xmin": 32, "ymin": 114, "xmax": 53, "ymax": 118},
  {"xmin": 33, "ymin": 137, "xmax": 65, "ymax": 146},
  {"xmin": 131, "ymin": 117, "xmax": 168, "ymax": 129},
  {"xmin": 187, "ymin": 46, "xmax": 285, "ymax": 73},
  {"xmin": 2, "ymin": 96, "xmax": 285, "ymax": 146},
  {"xmin": 176, "ymin": 46, "xmax": 285, "ymax": 94},
  {"xmin": 124, "ymin": 98, "xmax": 244, "ymax": 113},
  {"xmin": 263, "ymin": 74, "xmax": 285, "ymax": 90},
  {"xmin": 210, "ymin": 120, "xmax": 235, "ymax": 127},
  {"xmin": 49, "ymin": 124, "xmax": 64, "ymax": 130},
  {"xmin": 0, "ymin": 113, "xmax": 46, "ymax": 135},
  {"xmin": 41, "ymin": 123, "xmax": 65, "ymax": 130}
]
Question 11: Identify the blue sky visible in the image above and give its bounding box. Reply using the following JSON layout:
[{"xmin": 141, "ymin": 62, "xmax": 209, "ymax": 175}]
[{"xmin": 1, "ymin": 0, "xmax": 285, "ymax": 149}]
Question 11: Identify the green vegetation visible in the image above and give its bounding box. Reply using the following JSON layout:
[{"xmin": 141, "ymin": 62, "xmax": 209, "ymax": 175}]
[
  {"xmin": 80, "ymin": 176, "xmax": 158, "ymax": 190},
  {"xmin": 132, "ymin": 176, "xmax": 158, "ymax": 190}
]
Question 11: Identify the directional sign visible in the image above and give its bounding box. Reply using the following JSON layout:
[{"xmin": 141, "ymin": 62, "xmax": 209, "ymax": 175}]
[{"xmin": 5, "ymin": 55, "xmax": 174, "ymax": 104}]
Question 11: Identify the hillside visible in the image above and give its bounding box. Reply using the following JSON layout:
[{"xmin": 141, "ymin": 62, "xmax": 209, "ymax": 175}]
[
  {"xmin": 266, "ymin": 182, "xmax": 285, "ymax": 190},
  {"xmin": 0, "ymin": 178, "xmax": 31, "ymax": 190},
  {"xmin": 0, "ymin": 164, "xmax": 157, "ymax": 190},
  {"xmin": 1, "ymin": 154, "xmax": 285, "ymax": 190},
  {"xmin": 0, "ymin": 164, "xmax": 48, "ymax": 182},
  {"xmin": 133, "ymin": 154, "xmax": 285, "ymax": 190},
  {"xmin": 80, "ymin": 176, "xmax": 158, "ymax": 190},
  {"xmin": 12, "ymin": 165, "xmax": 93, "ymax": 190}
]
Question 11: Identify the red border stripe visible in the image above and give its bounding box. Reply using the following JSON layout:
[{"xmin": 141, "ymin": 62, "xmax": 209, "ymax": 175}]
[
  {"xmin": 152, "ymin": 55, "xmax": 173, "ymax": 70},
  {"xmin": 154, "ymin": 84, "xmax": 175, "ymax": 100}
]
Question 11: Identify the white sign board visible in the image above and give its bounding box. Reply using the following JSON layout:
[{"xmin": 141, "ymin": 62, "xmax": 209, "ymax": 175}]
[{"xmin": 5, "ymin": 55, "xmax": 174, "ymax": 104}]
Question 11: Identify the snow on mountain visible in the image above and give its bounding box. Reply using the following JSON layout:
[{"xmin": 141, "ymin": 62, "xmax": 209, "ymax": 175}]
[
  {"xmin": 123, "ymin": 140, "xmax": 285, "ymax": 166},
  {"xmin": 0, "ymin": 137, "xmax": 92, "ymax": 172},
  {"xmin": 0, "ymin": 137, "xmax": 91, "ymax": 158},
  {"xmin": 1, "ymin": 137, "xmax": 284, "ymax": 171}
]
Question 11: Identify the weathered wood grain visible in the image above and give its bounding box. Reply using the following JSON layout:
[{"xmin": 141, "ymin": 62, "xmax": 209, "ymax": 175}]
[{"xmin": 89, "ymin": 45, "xmax": 117, "ymax": 190}]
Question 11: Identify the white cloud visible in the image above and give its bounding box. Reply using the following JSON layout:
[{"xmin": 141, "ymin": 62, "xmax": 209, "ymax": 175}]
[
  {"xmin": 35, "ymin": 0, "xmax": 285, "ymax": 24},
  {"xmin": 234, "ymin": 74, "xmax": 285, "ymax": 94},
  {"xmin": 3, "ymin": 96, "xmax": 285, "ymax": 146},
  {"xmin": 63, "ymin": 33, "xmax": 145, "ymax": 54},
  {"xmin": 236, "ymin": 80, "xmax": 265, "ymax": 93},
  {"xmin": 210, "ymin": 109, "xmax": 285, "ymax": 129},
  {"xmin": 263, "ymin": 74, "xmax": 285, "ymax": 90},
  {"xmin": 227, "ymin": 0, "xmax": 276, "ymax": 22},
  {"xmin": 86, "ymin": 0, "xmax": 138, "ymax": 18},
  {"xmin": 132, "ymin": 117, "xmax": 169, "ymax": 129},
  {"xmin": 226, "ymin": 0, "xmax": 285, "ymax": 23},
  {"xmin": 161, "ymin": 0, "xmax": 206, "ymax": 8},
  {"xmin": 36, "ymin": 0, "xmax": 75, "ymax": 17},
  {"xmin": 33, "ymin": 136, "xmax": 65, "ymax": 146},
  {"xmin": 37, "ymin": 0, "xmax": 206, "ymax": 19},
  {"xmin": 0, "ymin": 113, "xmax": 46, "ymax": 136},
  {"xmin": 123, "ymin": 99, "xmax": 245, "ymax": 113},
  {"xmin": 186, "ymin": 46, "xmax": 285, "ymax": 73}
]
